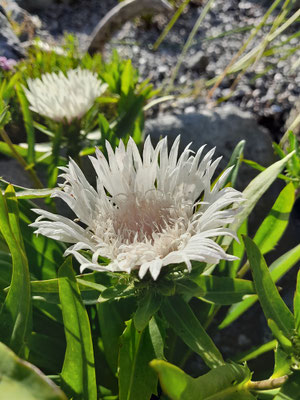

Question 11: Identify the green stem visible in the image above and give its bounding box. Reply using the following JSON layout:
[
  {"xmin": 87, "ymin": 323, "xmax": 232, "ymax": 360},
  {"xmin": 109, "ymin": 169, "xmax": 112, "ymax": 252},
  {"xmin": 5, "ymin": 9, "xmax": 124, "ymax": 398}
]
[
  {"xmin": 237, "ymin": 260, "xmax": 250, "ymax": 279},
  {"xmin": 153, "ymin": 0, "xmax": 191, "ymax": 51}
]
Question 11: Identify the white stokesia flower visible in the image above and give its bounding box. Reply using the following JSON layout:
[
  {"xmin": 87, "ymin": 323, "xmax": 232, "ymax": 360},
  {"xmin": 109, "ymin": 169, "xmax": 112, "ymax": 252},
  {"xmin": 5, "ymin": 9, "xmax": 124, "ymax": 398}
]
[
  {"xmin": 31, "ymin": 136, "xmax": 244, "ymax": 280},
  {"xmin": 24, "ymin": 68, "xmax": 108, "ymax": 123}
]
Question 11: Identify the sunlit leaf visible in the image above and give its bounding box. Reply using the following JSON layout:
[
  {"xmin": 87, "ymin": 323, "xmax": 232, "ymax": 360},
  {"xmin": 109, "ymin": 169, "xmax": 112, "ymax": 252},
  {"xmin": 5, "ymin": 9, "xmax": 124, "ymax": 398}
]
[
  {"xmin": 150, "ymin": 359, "xmax": 254, "ymax": 400},
  {"xmin": 244, "ymin": 236, "xmax": 294, "ymax": 337},
  {"xmin": 161, "ymin": 295, "xmax": 224, "ymax": 368},
  {"xmin": 222, "ymin": 151, "xmax": 295, "ymax": 250},
  {"xmin": 0, "ymin": 342, "xmax": 67, "ymax": 400},
  {"xmin": 119, "ymin": 318, "xmax": 162, "ymax": 400},
  {"xmin": 294, "ymin": 269, "xmax": 300, "ymax": 335},
  {"xmin": 16, "ymin": 83, "xmax": 35, "ymax": 165},
  {"xmin": 220, "ymin": 244, "xmax": 300, "ymax": 329},
  {"xmin": 59, "ymin": 258, "xmax": 97, "ymax": 400},
  {"xmin": 233, "ymin": 339, "xmax": 277, "ymax": 363},
  {"xmin": 0, "ymin": 187, "xmax": 31, "ymax": 356},
  {"xmin": 254, "ymin": 182, "xmax": 294, "ymax": 255}
]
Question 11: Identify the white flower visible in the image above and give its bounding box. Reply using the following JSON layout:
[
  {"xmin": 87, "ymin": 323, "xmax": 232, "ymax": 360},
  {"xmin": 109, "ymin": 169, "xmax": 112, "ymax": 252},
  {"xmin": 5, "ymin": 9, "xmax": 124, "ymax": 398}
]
[
  {"xmin": 23, "ymin": 68, "xmax": 108, "ymax": 123},
  {"xmin": 31, "ymin": 136, "xmax": 244, "ymax": 280}
]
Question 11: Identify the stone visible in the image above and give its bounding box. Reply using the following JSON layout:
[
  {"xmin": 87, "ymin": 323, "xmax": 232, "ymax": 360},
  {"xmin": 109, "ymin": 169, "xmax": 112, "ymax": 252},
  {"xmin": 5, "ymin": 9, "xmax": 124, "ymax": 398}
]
[
  {"xmin": 144, "ymin": 104, "xmax": 275, "ymax": 183},
  {"xmin": 2, "ymin": 0, "xmax": 41, "ymax": 41},
  {"xmin": 0, "ymin": 158, "xmax": 33, "ymax": 187},
  {"xmin": 87, "ymin": 0, "xmax": 173, "ymax": 54},
  {"xmin": 0, "ymin": 8, "xmax": 25, "ymax": 59},
  {"xmin": 185, "ymin": 51, "xmax": 209, "ymax": 73},
  {"xmin": 144, "ymin": 104, "xmax": 278, "ymax": 231},
  {"xmin": 13, "ymin": 0, "xmax": 70, "ymax": 11}
]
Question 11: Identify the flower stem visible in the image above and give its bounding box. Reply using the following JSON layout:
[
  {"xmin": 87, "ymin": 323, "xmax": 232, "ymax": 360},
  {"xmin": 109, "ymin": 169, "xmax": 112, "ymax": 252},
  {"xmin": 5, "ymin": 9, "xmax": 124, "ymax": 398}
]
[{"xmin": 248, "ymin": 375, "xmax": 289, "ymax": 390}]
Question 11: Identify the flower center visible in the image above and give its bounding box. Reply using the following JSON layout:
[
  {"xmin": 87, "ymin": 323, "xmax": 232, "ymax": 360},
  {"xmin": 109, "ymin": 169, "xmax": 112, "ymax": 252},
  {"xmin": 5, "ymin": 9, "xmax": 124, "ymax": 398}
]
[{"xmin": 112, "ymin": 192, "xmax": 173, "ymax": 243}]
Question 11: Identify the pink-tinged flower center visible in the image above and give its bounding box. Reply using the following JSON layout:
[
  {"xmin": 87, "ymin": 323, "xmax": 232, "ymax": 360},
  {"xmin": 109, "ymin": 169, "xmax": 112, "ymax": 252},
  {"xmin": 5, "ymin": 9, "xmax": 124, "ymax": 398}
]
[{"xmin": 112, "ymin": 192, "xmax": 174, "ymax": 243}]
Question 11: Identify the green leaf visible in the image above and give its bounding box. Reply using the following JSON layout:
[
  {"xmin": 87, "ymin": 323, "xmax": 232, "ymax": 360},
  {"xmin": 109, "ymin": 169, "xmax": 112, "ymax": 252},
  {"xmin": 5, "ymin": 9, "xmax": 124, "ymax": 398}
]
[
  {"xmin": 118, "ymin": 318, "xmax": 161, "ymax": 400},
  {"xmin": 121, "ymin": 60, "xmax": 134, "ymax": 96},
  {"xmin": 161, "ymin": 295, "xmax": 224, "ymax": 368},
  {"xmin": 294, "ymin": 269, "xmax": 300, "ymax": 335},
  {"xmin": 268, "ymin": 319, "xmax": 293, "ymax": 353},
  {"xmin": 14, "ymin": 188, "xmax": 57, "ymax": 199},
  {"xmin": 273, "ymin": 344, "xmax": 292, "ymax": 378},
  {"xmin": 0, "ymin": 187, "xmax": 31, "ymax": 356},
  {"xmin": 19, "ymin": 200, "xmax": 65, "ymax": 280},
  {"xmin": 233, "ymin": 339, "xmax": 277, "ymax": 363},
  {"xmin": 97, "ymin": 301, "xmax": 127, "ymax": 374},
  {"xmin": 254, "ymin": 182, "xmax": 295, "ymax": 255},
  {"xmin": 29, "ymin": 271, "xmax": 111, "ymax": 305},
  {"xmin": 28, "ymin": 332, "xmax": 65, "ymax": 373},
  {"xmin": 5, "ymin": 185, "xmax": 25, "ymax": 251},
  {"xmin": 150, "ymin": 360, "xmax": 254, "ymax": 400},
  {"xmin": 0, "ymin": 252, "xmax": 12, "ymax": 289},
  {"xmin": 0, "ymin": 341, "xmax": 67, "ymax": 400},
  {"xmin": 219, "ymin": 244, "xmax": 300, "ymax": 329},
  {"xmin": 222, "ymin": 151, "xmax": 295, "ymax": 250},
  {"xmin": 58, "ymin": 258, "xmax": 97, "ymax": 400},
  {"xmin": 0, "ymin": 105, "xmax": 11, "ymax": 129},
  {"xmin": 16, "ymin": 83, "xmax": 35, "ymax": 165},
  {"xmin": 244, "ymin": 236, "xmax": 294, "ymax": 337},
  {"xmin": 31, "ymin": 277, "xmax": 103, "ymax": 305},
  {"xmin": 185, "ymin": 275, "xmax": 255, "ymax": 305},
  {"xmin": 134, "ymin": 290, "xmax": 162, "ymax": 331},
  {"xmin": 114, "ymin": 95, "xmax": 145, "ymax": 139},
  {"xmin": 274, "ymin": 371, "xmax": 300, "ymax": 399},
  {"xmin": 231, "ymin": 219, "xmax": 248, "ymax": 277},
  {"xmin": 223, "ymin": 140, "xmax": 245, "ymax": 188},
  {"xmin": 99, "ymin": 282, "xmax": 135, "ymax": 302}
]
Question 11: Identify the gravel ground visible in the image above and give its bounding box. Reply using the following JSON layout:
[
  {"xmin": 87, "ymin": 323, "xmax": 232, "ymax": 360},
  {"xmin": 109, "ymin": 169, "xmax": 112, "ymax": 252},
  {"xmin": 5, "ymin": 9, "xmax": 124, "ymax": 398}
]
[{"xmin": 33, "ymin": 0, "xmax": 300, "ymax": 141}]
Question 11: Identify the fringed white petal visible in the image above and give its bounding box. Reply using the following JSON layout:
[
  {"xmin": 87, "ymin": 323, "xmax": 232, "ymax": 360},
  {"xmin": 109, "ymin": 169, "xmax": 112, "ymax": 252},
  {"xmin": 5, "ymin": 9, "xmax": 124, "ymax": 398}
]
[
  {"xmin": 24, "ymin": 68, "xmax": 107, "ymax": 123},
  {"xmin": 31, "ymin": 136, "xmax": 244, "ymax": 280}
]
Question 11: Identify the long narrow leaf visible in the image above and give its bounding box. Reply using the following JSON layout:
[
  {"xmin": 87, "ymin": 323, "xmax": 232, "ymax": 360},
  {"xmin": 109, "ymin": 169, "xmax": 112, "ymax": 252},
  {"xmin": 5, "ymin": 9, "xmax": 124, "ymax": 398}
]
[
  {"xmin": 119, "ymin": 318, "xmax": 162, "ymax": 400},
  {"xmin": 219, "ymin": 244, "xmax": 300, "ymax": 329},
  {"xmin": 0, "ymin": 186, "xmax": 31, "ymax": 356},
  {"xmin": 254, "ymin": 182, "xmax": 294, "ymax": 255},
  {"xmin": 294, "ymin": 269, "xmax": 300, "ymax": 335},
  {"xmin": 161, "ymin": 295, "xmax": 224, "ymax": 368},
  {"xmin": 151, "ymin": 360, "xmax": 253, "ymax": 400},
  {"xmin": 16, "ymin": 83, "xmax": 35, "ymax": 165},
  {"xmin": 59, "ymin": 258, "xmax": 97, "ymax": 400},
  {"xmin": 222, "ymin": 151, "xmax": 295, "ymax": 250},
  {"xmin": 0, "ymin": 342, "xmax": 67, "ymax": 400},
  {"xmin": 244, "ymin": 236, "xmax": 294, "ymax": 337},
  {"xmin": 177, "ymin": 275, "xmax": 255, "ymax": 305}
]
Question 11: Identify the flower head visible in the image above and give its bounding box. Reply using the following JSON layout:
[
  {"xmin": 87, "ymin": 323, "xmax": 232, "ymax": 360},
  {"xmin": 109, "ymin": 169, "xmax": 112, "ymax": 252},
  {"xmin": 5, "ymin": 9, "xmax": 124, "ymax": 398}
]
[
  {"xmin": 0, "ymin": 56, "xmax": 17, "ymax": 71},
  {"xmin": 23, "ymin": 68, "xmax": 108, "ymax": 123},
  {"xmin": 31, "ymin": 136, "xmax": 243, "ymax": 280}
]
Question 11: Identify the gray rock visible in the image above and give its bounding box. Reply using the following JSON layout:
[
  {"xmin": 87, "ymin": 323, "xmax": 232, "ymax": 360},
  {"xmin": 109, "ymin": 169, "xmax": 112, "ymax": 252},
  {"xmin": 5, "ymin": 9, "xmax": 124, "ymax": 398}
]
[
  {"xmin": 2, "ymin": 0, "xmax": 41, "ymax": 41},
  {"xmin": 185, "ymin": 51, "xmax": 209, "ymax": 73},
  {"xmin": 144, "ymin": 104, "xmax": 279, "ymax": 231},
  {"xmin": 14, "ymin": 0, "xmax": 70, "ymax": 11},
  {"xmin": 0, "ymin": 9, "xmax": 25, "ymax": 59},
  {"xmin": 0, "ymin": 158, "xmax": 33, "ymax": 188},
  {"xmin": 145, "ymin": 104, "xmax": 275, "ymax": 188}
]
